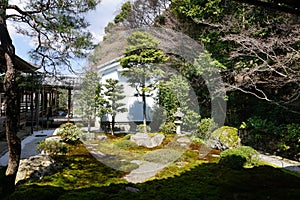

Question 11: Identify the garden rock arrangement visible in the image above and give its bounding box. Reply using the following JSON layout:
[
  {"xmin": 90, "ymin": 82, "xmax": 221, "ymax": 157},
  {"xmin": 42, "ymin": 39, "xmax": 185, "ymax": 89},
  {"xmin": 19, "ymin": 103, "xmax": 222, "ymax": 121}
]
[
  {"xmin": 16, "ymin": 155, "xmax": 61, "ymax": 184},
  {"xmin": 130, "ymin": 133, "xmax": 165, "ymax": 148}
]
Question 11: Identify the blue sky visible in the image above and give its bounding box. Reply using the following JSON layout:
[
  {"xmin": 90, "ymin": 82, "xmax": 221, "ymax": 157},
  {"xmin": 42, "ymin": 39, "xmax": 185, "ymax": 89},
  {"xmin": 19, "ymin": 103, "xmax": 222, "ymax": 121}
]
[{"xmin": 8, "ymin": 0, "xmax": 127, "ymax": 74}]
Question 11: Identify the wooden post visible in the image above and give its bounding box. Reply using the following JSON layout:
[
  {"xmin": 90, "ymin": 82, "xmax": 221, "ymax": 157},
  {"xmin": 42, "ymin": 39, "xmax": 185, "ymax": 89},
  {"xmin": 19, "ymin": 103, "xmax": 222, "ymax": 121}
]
[
  {"xmin": 30, "ymin": 73, "xmax": 34, "ymax": 134},
  {"xmin": 67, "ymin": 87, "xmax": 72, "ymax": 122}
]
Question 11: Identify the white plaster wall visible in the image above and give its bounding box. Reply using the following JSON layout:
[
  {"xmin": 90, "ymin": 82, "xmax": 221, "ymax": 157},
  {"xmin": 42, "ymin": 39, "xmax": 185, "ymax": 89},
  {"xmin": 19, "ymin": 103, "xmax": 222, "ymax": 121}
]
[{"xmin": 95, "ymin": 60, "xmax": 155, "ymax": 131}]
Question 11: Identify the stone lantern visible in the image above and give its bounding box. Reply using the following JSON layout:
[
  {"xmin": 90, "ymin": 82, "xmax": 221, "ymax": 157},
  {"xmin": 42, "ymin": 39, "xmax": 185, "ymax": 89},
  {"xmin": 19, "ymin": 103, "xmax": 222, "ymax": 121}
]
[{"xmin": 173, "ymin": 108, "xmax": 184, "ymax": 134}]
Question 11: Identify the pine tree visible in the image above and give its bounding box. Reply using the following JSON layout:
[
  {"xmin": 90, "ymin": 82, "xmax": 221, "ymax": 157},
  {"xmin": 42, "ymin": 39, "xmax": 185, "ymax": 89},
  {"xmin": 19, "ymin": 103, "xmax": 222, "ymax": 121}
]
[
  {"xmin": 120, "ymin": 31, "xmax": 168, "ymax": 133},
  {"xmin": 94, "ymin": 82, "xmax": 109, "ymax": 131},
  {"xmin": 78, "ymin": 71, "xmax": 99, "ymax": 132},
  {"xmin": 104, "ymin": 79, "xmax": 127, "ymax": 136}
]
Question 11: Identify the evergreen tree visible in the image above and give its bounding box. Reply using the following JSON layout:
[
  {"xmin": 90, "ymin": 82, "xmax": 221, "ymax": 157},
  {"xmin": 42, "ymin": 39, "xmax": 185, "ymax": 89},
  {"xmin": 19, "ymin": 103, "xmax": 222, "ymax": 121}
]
[
  {"xmin": 94, "ymin": 82, "xmax": 109, "ymax": 131},
  {"xmin": 120, "ymin": 31, "xmax": 168, "ymax": 133},
  {"xmin": 104, "ymin": 78, "xmax": 127, "ymax": 136},
  {"xmin": 79, "ymin": 71, "xmax": 100, "ymax": 132}
]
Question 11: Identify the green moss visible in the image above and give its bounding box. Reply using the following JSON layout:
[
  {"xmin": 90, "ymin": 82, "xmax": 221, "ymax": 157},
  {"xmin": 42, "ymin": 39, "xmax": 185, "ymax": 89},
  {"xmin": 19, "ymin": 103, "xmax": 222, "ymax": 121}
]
[
  {"xmin": 114, "ymin": 140, "xmax": 138, "ymax": 149},
  {"xmin": 220, "ymin": 146, "xmax": 260, "ymax": 168},
  {"xmin": 2, "ymin": 134, "xmax": 300, "ymax": 200},
  {"xmin": 143, "ymin": 149, "xmax": 182, "ymax": 164},
  {"xmin": 211, "ymin": 126, "xmax": 241, "ymax": 148}
]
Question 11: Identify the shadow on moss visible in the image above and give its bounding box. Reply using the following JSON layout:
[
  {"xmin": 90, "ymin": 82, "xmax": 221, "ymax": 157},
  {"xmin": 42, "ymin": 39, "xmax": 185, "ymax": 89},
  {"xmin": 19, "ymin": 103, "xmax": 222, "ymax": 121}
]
[{"xmin": 3, "ymin": 163, "xmax": 300, "ymax": 200}]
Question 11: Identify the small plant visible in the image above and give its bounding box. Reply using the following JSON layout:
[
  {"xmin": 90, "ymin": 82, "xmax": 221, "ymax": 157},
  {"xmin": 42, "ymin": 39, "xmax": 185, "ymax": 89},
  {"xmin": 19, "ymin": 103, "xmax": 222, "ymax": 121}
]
[
  {"xmin": 285, "ymin": 123, "xmax": 300, "ymax": 142},
  {"xmin": 114, "ymin": 140, "xmax": 138, "ymax": 149},
  {"xmin": 37, "ymin": 140, "xmax": 68, "ymax": 156},
  {"xmin": 196, "ymin": 118, "xmax": 218, "ymax": 139},
  {"xmin": 57, "ymin": 123, "xmax": 81, "ymax": 144},
  {"xmin": 247, "ymin": 116, "xmax": 275, "ymax": 132},
  {"xmin": 160, "ymin": 122, "xmax": 176, "ymax": 134},
  {"xmin": 136, "ymin": 124, "xmax": 151, "ymax": 133},
  {"xmin": 182, "ymin": 110, "xmax": 201, "ymax": 132},
  {"xmin": 219, "ymin": 146, "xmax": 260, "ymax": 169},
  {"xmin": 190, "ymin": 136, "xmax": 205, "ymax": 144}
]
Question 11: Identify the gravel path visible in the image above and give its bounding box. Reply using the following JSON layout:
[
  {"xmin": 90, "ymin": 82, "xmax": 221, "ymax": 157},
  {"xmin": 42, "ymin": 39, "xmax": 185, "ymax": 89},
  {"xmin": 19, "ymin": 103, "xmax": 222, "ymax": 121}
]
[
  {"xmin": 123, "ymin": 153, "xmax": 300, "ymax": 184},
  {"xmin": 0, "ymin": 129, "xmax": 55, "ymax": 166},
  {"xmin": 259, "ymin": 153, "xmax": 300, "ymax": 173}
]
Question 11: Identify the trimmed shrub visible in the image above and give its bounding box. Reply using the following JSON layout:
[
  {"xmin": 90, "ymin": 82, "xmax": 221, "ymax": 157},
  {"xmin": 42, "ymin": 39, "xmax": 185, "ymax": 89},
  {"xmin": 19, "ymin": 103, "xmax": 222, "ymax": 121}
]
[
  {"xmin": 190, "ymin": 136, "xmax": 205, "ymax": 144},
  {"xmin": 219, "ymin": 146, "xmax": 260, "ymax": 169},
  {"xmin": 182, "ymin": 110, "xmax": 201, "ymax": 132},
  {"xmin": 57, "ymin": 123, "xmax": 81, "ymax": 144},
  {"xmin": 196, "ymin": 118, "xmax": 218, "ymax": 139},
  {"xmin": 160, "ymin": 122, "xmax": 176, "ymax": 134},
  {"xmin": 37, "ymin": 140, "xmax": 68, "ymax": 156},
  {"xmin": 219, "ymin": 154, "xmax": 247, "ymax": 170},
  {"xmin": 136, "ymin": 124, "xmax": 151, "ymax": 133}
]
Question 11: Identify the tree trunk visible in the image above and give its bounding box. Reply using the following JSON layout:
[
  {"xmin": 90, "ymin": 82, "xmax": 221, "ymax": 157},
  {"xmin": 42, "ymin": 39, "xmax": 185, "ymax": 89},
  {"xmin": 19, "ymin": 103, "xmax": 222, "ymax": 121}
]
[
  {"xmin": 3, "ymin": 55, "xmax": 21, "ymax": 193},
  {"xmin": 111, "ymin": 115, "xmax": 115, "ymax": 136},
  {"xmin": 0, "ymin": 14, "xmax": 21, "ymax": 194},
  {"xmin": 67, "ymin": 87, "xmax": 72, "ymax": 122},
  {"xmin": 88, "ymin": 116, "xmax": 91, "ymax": 132},
  {"xmin": 142, "ymin": 90, "xmax": 147, "ymax": 133}
]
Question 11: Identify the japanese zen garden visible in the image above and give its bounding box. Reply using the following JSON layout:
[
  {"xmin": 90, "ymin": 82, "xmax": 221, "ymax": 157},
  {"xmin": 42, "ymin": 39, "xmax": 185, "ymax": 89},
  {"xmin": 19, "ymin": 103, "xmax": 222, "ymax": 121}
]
[{"xmin": 0, "ymin": 0, "xmax": 300, "ymax": 199}]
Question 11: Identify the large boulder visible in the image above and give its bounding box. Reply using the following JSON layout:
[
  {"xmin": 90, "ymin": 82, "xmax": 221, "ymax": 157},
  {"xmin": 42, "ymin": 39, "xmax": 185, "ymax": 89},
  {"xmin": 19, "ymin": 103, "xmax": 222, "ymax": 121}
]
[
  {"xmin": 130, "ymin": 133, "xmax": 165, "ymax": 148},
  {"xmin": 207, "ymin": 126, "xmax": 241, "ymax": 151},
  {"xmin": 16, "ymin": 155, "xmax": 61, "ymax": 184}
]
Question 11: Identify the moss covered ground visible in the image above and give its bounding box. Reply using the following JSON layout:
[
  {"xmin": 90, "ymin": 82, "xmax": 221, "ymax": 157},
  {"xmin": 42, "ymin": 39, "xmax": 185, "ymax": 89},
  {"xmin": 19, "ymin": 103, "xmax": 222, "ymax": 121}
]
[{"xmin": 1, "ymin": 135, "xmax": 300, "ymax": 200}]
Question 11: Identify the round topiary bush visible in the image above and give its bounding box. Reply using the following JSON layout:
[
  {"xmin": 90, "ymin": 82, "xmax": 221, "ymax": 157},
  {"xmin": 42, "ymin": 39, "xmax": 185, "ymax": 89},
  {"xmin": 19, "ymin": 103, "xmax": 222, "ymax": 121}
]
[
  {"xmin": 219, "ymin": 146, "xmax": 260, "ymax": 169},
  {"xmin": 219, "ymin": 154, "xmax": 247, "ymax": 170},
  {"xmin": 57, "ymin": 123, "xmax": 81, "ymax": 144},
  {"xmin": 37, "ymin": 140, "xmax": 68, "ymax": 156},
  {"xmin": 136, "ymin": 124, "xmax": 151, "ymax": 133},
  {"xmin": 195, "ymin": 118, "xmax": 218, "ymax": 139},
  {"xmin": 160, "ymin": 122, "xmax": 176, "ymax": 134}
]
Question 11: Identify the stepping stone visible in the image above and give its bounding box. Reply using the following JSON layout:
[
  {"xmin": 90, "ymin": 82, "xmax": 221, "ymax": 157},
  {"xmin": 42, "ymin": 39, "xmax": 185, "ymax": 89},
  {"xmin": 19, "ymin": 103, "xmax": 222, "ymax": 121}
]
[{"xmin": 124, "ymin": 162, "xmax": 165, "ymax": 183}]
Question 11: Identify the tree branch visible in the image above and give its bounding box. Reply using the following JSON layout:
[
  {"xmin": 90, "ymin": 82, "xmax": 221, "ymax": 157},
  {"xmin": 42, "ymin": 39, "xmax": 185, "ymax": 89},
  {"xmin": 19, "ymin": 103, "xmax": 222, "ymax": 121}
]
[{"xmin": 232, "ymin": 0, "xmax": 300, "ymax": 15}]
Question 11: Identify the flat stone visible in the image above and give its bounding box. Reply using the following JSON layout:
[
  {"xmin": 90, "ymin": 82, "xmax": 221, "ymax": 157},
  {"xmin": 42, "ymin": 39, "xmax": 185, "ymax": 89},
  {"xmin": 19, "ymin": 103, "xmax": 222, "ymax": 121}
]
[
  {"xmin": 131, "ymin": 133, "xmax": 165, "ymax": 148},
  {"xmin": 176, "ymin": 137, "xmax": 191, "ymax": 144},
  {"xmin": 45, "ymin": 136, "xmax": 62, "ymax": 142},
  {"xmin": 130, "ymin": 160, "xmax": 143, "ymax": 165},
  {"xmin": 97, "ymin": 135, "xmax": 108, "ymax": 140},
  {"xmin": 125, "ymin": 186, "xmax": 140, "ymax": 193},
  {"xmin": 124, "ymin": 162, "xmax": 165, "ymax": 183}
]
